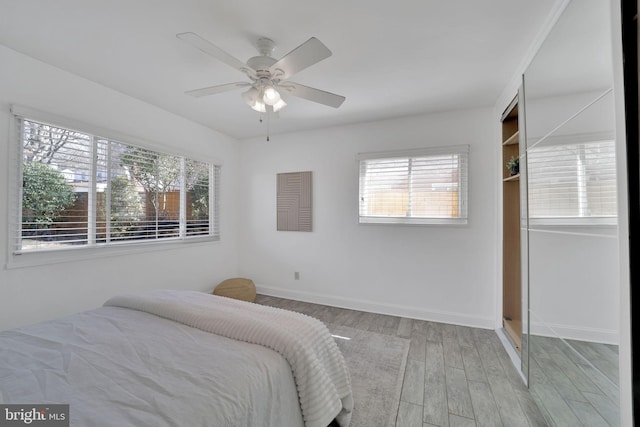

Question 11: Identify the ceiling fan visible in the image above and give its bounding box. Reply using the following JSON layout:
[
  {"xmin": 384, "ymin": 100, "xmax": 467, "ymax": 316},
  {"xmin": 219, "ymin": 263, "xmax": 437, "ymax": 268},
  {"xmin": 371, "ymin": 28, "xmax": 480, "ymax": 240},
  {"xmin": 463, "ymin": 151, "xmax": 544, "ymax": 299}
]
[{"xmin": 177, "ymin": 32, "xmax": 346, "ymax": 114}]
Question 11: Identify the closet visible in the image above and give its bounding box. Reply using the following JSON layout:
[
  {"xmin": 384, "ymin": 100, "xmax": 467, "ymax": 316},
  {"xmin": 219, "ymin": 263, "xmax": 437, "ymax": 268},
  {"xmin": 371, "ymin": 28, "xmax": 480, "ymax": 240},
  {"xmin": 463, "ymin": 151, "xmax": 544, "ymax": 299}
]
[{"xmin": 500, "ymin": 96, "xmax": 521, "ymax": 352}]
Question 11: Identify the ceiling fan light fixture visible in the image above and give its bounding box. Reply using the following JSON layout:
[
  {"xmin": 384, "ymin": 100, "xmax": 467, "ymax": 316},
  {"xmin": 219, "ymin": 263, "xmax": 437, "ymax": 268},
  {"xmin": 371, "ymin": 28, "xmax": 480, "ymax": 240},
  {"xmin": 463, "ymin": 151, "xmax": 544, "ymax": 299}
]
[
  {"xmin": 250, "ymin": 100, "xmax": 267, "ymax": 113},
  {"xmin": 244, "ymin": 85, "xmax": 286, "ymax": 112},
  {"xmin": 273, "ymin": 99, "xmax": 287, "ymax": 112},
  {"xmin": 263, "ymin": 86, "xmax": 281, "ymax": 106},
  {"xmin": 242, "ymin": 87, "xmax": 259, "ymax": 104}
]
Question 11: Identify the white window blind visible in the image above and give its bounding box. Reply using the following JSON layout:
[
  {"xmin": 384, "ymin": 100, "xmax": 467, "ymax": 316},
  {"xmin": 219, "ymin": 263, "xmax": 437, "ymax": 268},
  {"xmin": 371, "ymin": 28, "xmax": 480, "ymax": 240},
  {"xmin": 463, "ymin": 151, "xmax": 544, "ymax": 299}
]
[
  {"xmin": 527, "ymin": 139, "xmax": 617, "ymax": 222},
  {"xmin": 14, "ymin": 116, "xmax": 220, "ymax": 254},
  {"xmin": 358, "ymin": 146, "xmax": 469, "ymax": 225},
  {"xmin": 185, "ymin": 159, "xmax": 217, "ymax": 237},
  {"xmin": 21, "ymin": 120, "xmax": 93, "ymax": 249}
]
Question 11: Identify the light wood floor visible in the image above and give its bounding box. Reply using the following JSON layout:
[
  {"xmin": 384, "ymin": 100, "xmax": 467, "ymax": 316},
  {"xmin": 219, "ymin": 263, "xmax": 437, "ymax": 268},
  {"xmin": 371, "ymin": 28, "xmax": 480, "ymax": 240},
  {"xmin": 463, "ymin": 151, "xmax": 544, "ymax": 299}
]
[
  {"xmin": 255, "ymin": 294, "xmax": 548, "ymax": 427},
  {"xmin": 529, "ymin": 335, "xmax": 620, "ymax": 426}
]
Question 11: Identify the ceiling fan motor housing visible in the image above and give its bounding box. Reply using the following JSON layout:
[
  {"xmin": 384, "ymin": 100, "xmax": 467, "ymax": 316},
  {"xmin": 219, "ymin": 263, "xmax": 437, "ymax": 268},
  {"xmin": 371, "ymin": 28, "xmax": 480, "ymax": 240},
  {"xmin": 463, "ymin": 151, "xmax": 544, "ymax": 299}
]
[
  {"xmin": 256, "ymin": 37, "xmax": 276, "ymax": 56},
  {"xmin": 248, "ymin": 37, "xmax": 282, "ymax": 83},
  {"xmin": 247, "ymin": 55, "xmax": 277, "ymax": 75}
]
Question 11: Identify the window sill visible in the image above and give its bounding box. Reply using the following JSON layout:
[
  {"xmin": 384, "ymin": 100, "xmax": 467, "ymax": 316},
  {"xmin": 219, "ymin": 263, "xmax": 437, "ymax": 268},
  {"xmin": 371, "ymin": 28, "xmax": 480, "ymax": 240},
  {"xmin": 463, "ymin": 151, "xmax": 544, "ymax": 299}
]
[
  {"xmin": 359, "ymin": 216, "xmax": 468, "ymax": 226},
  {"xmin": 524, "ymin": 218, "xmax": 617, "ymax": 238},
  {"xmin": 527, "ymin": 217, "xmax": 617, "ymax": 227},
  {"xmin": 6, "ymin": 236, "xmax": 220, "ymax": 270}
]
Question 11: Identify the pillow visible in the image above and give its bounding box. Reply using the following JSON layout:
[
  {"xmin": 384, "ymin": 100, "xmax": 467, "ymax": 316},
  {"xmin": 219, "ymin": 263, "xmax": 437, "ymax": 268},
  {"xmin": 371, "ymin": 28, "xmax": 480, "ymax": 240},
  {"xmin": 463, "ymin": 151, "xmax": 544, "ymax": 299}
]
[{"xmin": 213, "ymin": 278, "xmax": 256, "ymax": 302}]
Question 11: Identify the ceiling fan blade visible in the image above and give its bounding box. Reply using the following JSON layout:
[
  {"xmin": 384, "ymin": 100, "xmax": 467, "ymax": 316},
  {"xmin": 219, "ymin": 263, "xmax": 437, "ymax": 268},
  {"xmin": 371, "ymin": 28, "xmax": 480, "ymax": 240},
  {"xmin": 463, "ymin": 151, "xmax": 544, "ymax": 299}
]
[
  {"xmin": 279, "ymin": 82, "xmax": 345, "ymax": 108},
  {"xmin": 185, "ymin": 82, "xmax": 251, "ymax": 98},
  {"xmin": 177, "ymin": 32, "xmax": 255, "ymax": 78},
  {"xmin": 269, "ymin": 37, "xmax": 332, "ymax": 80}
]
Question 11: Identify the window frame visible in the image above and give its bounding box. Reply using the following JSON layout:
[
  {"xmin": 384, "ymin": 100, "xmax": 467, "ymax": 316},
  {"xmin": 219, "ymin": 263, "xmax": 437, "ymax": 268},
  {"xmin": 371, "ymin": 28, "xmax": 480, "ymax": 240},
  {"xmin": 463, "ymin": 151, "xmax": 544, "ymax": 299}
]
[
  {"xmin": 357, "ymin": 145, "xmax": 469, "ymax": 226},
  {"xmin": 8, "ymin": 105, "xmax": 222, "ymax": 267}
]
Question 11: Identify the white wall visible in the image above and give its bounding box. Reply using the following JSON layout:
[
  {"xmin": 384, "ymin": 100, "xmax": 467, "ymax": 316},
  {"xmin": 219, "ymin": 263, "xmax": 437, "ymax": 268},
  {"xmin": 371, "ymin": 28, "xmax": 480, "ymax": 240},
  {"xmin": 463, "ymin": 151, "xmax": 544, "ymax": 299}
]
[
  {"xmin": 238, "ymin": 108, "xmax": 498, "ymax": 328},
  {"xmin": 0, "ymin": 45, "xmax": 241, "ymax": 330},
  {"xmin": 528, "ymin": 229, "xmax": 619, "ymax": 343},
  {"xmin": 524, "ymin": 89, "xmax": 615, "ymax": 141}
]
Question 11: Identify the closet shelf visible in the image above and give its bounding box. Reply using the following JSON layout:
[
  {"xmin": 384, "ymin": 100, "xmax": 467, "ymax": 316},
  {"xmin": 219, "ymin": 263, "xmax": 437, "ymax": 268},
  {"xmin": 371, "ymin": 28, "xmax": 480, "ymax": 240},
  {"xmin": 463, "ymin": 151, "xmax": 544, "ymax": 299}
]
[{"xmin": 502, "ymin": 130, "xmax": 519, "ymax": 146}]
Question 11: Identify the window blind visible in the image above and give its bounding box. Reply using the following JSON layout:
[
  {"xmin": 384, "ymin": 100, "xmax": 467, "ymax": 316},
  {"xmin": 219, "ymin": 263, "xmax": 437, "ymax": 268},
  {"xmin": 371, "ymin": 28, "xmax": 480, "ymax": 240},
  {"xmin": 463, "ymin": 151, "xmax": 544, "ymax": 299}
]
[
  {"xmin": 14, "ymin": 116, "xmax": 220, "ymax": 254},
  {"xmin": 527, "ymin": 139, "xmax": 617, "ymax": 221},
  {"xmin": 20, "ymin": 119, "xmax": 93, "ymax": 250},
  {"xmin": 185, "ymin": 159, "xmax": 217, "ymax": 237},
  {"xmin": 358, "ymin": 146, "xmax": 469, "ymax": 225}
]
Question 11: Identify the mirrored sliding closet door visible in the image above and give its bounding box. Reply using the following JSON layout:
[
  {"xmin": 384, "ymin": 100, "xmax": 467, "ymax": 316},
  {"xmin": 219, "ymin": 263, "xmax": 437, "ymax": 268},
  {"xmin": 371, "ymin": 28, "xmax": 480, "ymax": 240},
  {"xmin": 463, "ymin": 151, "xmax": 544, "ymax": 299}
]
[{"xmin": 521, "ymin": 0, "xmax": 621, "ymax": 425}]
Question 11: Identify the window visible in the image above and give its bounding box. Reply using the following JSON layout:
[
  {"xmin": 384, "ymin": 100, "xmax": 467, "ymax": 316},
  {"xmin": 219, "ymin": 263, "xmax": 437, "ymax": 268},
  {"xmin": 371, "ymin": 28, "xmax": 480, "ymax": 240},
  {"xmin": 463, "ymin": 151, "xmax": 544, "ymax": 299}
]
[
  {"xmin": 527, "ymin": 138, "xmax": 617, "ymax": 224},
  {"xmin": 358, "ymin": 146, "xmax": 469, "ymax": 225},
  {"xmin": 13, "ymin": 114, "xmax": 220, "ymax": 254}
]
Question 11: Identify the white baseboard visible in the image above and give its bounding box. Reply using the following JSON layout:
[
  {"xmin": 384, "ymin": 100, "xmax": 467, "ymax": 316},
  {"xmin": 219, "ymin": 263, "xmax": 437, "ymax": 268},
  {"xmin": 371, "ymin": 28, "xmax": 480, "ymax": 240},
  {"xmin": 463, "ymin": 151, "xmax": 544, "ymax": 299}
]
[
  {"xmin": 255, "ymin": 284, "xmax": 494, "ymax": 329},
  {"xmin": 529, "ymin": 321, "xmax": 619, "ymax": 345}
]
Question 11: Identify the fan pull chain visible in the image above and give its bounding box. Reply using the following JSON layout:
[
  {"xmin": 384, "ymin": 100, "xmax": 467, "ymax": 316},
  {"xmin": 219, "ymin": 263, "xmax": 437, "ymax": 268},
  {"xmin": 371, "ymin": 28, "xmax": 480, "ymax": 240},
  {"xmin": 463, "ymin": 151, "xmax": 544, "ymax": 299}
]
[
  {"xmin": 259, "ymin": 112, "xmax": 271, "ymax": 142},
  {"xmin": 260, "ymin": 112, "xmax": 271, "ymax": 142},
  {"xmin": 258, "ymin": 113, "xmax": 270, "ymax": 141},
  {"xmin": 266, "ymin": 111, "xmax": 270, "ymax": 142}
]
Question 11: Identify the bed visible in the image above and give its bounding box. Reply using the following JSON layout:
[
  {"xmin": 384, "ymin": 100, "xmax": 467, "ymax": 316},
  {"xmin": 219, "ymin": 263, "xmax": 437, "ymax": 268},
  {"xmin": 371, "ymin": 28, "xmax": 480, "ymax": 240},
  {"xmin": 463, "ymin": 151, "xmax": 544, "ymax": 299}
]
[{"xmin": 0, "ymin": 290, "xmax": 353, "ymax": 427}]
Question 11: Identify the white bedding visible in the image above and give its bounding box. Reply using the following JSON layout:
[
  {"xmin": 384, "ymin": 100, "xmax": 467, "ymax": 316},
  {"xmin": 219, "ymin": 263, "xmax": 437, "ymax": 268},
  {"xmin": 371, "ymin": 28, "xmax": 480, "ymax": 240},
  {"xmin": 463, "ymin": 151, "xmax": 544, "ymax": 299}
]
[
  {"xmin": 0, "ymin": 291, "xmax": 353, "ymax": 427},
  {"xmin": 105, "ymin": 290, "xmax": 353, "ymax": 427}
]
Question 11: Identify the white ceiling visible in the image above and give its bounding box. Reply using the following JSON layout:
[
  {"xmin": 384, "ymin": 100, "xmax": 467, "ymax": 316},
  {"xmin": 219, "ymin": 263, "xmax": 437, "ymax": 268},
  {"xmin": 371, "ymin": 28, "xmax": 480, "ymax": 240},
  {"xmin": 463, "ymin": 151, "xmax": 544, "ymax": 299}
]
[{"xmin": 0, "ymin": 0, "xmax": 558, "ymax": 140}]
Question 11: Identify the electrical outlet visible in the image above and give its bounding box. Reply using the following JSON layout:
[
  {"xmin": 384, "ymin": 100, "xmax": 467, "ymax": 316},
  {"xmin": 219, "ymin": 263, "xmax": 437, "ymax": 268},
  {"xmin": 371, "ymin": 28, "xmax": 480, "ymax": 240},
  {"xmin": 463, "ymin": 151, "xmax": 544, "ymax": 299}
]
[{"xmin": 294, "ymin": 272, "xmax": 300, "ymax": 280}]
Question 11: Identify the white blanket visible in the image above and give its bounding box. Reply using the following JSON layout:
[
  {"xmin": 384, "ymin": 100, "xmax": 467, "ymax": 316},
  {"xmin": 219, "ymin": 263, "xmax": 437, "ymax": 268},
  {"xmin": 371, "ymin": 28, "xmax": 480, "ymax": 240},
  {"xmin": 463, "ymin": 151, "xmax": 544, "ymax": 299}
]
[
  {"xmin": 104, "ymin": 290, "xmax": 353, "ymax": 427},
  {"xmin": 0, "ymin": 305, "xmax": 305, "ymax": 426}
]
